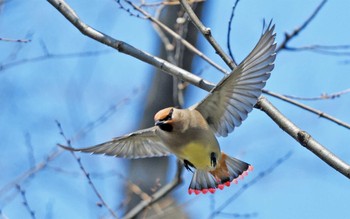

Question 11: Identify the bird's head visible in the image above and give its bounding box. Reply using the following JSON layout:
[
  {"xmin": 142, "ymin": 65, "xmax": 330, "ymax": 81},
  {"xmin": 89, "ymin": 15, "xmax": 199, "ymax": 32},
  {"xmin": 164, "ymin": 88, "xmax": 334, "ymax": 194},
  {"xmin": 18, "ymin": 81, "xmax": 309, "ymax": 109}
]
[{"xmin": 154, "ymin": 107, "xmax": 175, "ymax": 132}]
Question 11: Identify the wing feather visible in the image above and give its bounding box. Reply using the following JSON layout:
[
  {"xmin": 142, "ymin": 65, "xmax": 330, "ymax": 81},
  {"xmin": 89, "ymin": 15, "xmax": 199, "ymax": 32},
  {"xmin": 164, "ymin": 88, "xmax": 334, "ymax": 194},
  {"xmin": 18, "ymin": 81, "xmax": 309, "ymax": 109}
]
[
  {"xmin": 194, "ymin": 22, "xmax": 276, "ymax": 137},
  {"xmin": 59, "ymin": 127, "xmax": 170, "ymax": 159}
]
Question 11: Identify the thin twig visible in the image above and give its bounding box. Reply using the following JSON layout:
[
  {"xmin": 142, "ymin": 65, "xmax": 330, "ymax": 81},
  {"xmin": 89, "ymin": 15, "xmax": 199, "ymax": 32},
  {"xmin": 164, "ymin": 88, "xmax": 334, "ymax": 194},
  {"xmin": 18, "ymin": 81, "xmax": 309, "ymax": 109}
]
[
  {"xmin": 262, "ymin": 89, "xmax": 350, "ymax": 129},
  {"xmin": 0, "ymin": 149, "xmax": 62, "ymax": 197},
  {"xmin": 256, "ymin": 96, "xmax": 350, "ymax": 179},
  {"xmin": 139, "ymin": 0, "xmax": 206, "ymax": 7},
  {"xmin": 285, "ymin": 44, "xmax": 350, "ymax": 56},
  {"xmin": 71, "ymin": 87, "xmax": 142, "ymax": 142},
  {"xmin": 56, "ymin": 121, "xmax": 118, "ymax": 219},
  {"xmin": 0, "ymin": 50, "xmax": 113, "ymax": 72},
  {"xmin": 122, "ymin": 160, "xmax": 183, "ymax": 219},
  {"xmin": 0, "ymin": 37, "xmax": 31, "ymax": 43},
  {"xmin": 278, "ymin": 88, "xmax": 350, "ymax": 101},
  {"xmin": 277, "ymin": 0, "xmax": 327, "ymax": 52},
  {"xmin": 226, "ymin": 0, "xmax": 240, "ymax": 62},
  {"xmin": 179, "ymin": 0, "xmax": 237, "ymax": 69},
  {"xmin": 122, "ymin": 0, "xmax": 229, "ymax": 75},
  {"xmin": 16, "ymin": 185, "xmax": 36, "ymax": 219},
  {"xmin": 24, "ymin": 132, "xmax": 36, "ymax": 168},
  {"xmin": 153, "ymin": 4, "xmax": 176, "ymax": 60}
]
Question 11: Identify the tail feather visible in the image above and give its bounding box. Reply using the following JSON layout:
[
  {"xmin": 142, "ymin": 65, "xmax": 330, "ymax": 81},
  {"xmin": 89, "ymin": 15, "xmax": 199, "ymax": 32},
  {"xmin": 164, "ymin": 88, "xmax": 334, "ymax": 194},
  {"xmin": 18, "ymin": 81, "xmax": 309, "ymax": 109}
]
[
  {"xmin": 188, "ymin": 170, "xmax": 218, "ymax": 195},
  {"xmin": 188, "ymin": 152, "xmax": 253, "ymax": 195}
]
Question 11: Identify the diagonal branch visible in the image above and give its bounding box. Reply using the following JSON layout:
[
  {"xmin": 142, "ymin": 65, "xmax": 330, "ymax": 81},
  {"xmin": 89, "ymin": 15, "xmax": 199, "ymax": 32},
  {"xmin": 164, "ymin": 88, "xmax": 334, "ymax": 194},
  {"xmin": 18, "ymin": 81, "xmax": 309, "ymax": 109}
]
[
  {"xmin": 0, "ymin": 149, "xmax": 62, "ymax": 198},
  {"xmin": 123, "ymin": 0, "xmax": 230, "ymax": 75},
  {"xmin": 277, "ymin": 0, "xmax": 327, "ymax": 52},
  {"xmin": 256, "ymin": 96, "xmax": 350, "ymax": 179},
  {"xmin": 47, "ymin": 0, "xmax": 214, "ymax": 92},
  {"xmin": 179, "ymin": 0, "xmax": 237, "ymax": 69},
  {"xmin": 274, "ymin": 88, "xmax": 350, "ymax": 101},
  {"xmin": 122, "ymin": 160, "xmax": 183, "ymax": 219},
  {"xmin": 263, "ymin": 89, "xmax": 350, "ymax": 129},
  {"xmin": 47, "ymin": 0, "xmax": 350, "ymax": 201},
  {"xmin": 56, "ymin": 121, "xmax": 118, "ymax": 218}
]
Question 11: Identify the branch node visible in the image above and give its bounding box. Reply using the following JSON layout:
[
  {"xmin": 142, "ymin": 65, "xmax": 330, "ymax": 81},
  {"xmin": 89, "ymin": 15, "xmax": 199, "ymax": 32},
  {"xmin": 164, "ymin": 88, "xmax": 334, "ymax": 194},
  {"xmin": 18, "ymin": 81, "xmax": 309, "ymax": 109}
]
[
  {"xmin": 203, "ymin": 27, "xmax": 211, "ymax": 35},
  {"xmin": 297, "ymin": 131, "xmax": 311, "ymax": 147}
]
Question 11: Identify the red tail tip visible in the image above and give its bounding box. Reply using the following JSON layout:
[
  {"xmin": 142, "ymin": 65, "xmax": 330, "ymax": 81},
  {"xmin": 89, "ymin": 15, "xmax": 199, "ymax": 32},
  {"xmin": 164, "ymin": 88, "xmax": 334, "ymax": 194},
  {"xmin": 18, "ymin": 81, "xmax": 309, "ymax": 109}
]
[
  {"xmin": 189, "ymin": 188, "xmax": 216, "ymax": 195},
  {"xmin": 188, "ymin": 189, "xmax": 192, "ymax": 195}
]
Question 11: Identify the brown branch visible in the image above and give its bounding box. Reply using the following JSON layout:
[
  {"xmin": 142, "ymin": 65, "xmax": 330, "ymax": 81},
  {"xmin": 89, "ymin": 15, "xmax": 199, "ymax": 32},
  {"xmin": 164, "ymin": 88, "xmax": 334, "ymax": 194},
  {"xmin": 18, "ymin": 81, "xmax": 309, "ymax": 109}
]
[
  {"xmin": 256, "ymin": 96, "xmax": 350, "ymax": 179},
  {"xmin": 179, "ymin": 0, "xmax": 237, "ymax": 69},
  {"xmin": 263, "ymin": 89, "xmax": 350, "ymax": 130},
  {"xmin": 277, "ymin": 0, "xmax": 327, "ymax": 52},
  {"xmin": 122, "ymin": 160, "xmax": 183, "ymax": 219}
]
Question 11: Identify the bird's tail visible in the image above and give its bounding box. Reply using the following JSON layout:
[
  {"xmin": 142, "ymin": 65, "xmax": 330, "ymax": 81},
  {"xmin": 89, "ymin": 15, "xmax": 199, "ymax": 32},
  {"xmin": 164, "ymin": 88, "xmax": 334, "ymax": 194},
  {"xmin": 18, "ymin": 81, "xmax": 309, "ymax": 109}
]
[{"xmin": 188, "ymin": 152, "xmax": 253, "ymax": 195}]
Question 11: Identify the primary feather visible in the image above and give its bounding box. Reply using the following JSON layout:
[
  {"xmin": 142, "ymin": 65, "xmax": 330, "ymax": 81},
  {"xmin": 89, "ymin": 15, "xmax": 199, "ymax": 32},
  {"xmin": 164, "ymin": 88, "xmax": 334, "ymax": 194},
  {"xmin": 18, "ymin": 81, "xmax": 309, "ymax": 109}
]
[{"xmin": 193, "ymin": 23, "xmax": 276, "ymax": 137}]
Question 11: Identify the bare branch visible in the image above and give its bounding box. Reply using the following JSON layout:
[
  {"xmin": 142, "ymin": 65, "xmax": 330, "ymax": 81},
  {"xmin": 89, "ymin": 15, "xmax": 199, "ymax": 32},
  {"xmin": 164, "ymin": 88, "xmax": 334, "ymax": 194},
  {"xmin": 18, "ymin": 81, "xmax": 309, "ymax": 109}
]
[
  {"xmin": 277, "ymin": 0, "xmax": 327, "ymax": 52},
  {"xmin": 47, "ymin": 0, "xmax": 214, "ymax": 91},
  {"xmin": 226, "ymin": 0, "xmax": 240, "ymax": 62},
  {"xmin": 71, "ymin": 87, "xmax": 142, "ymax": 142},
  {"xmin": 24, "ymin": 132, "xmax": 36, "ymax": 168},
  {"xmin": 0, "ymin": 50, "xmax": 112, "ymax": 72},
  {"xmin": 0, "ymin": 37, "xmax": 31, "ymax": 43},
  {"xmin": 284, "ymin": 44, "xmax": 350, "ymax": 56},
  {"xmin": 16, "ymin": 185, "xmax": 36, "ymax": 219},
  {"xmin": 56, "ymin": 121, "xmax": 118, "ymax": 219},
  {"xmin": 276, "ymin": 88, "xmax": 350, "ymax": 101},
  {"xmin": 122, "ymin": 0, "xmax": 229, "ymax": 75},
  {"xmin": 256, "ymin": 96, "xmax": 350, "ymax": 179},
  {"xmin": 179, "ymin": 0, "xmax": 237, "ymax": 69},
  {"xmin": 47, "ymin": 0, "xmax": 350, "ymax": 183},
  {"xmin": 263, "ymin": 89, "xmax": 350, "ymax": 129},
  {"xmin": 122, "ymin": 160, "xmax": 183, "ymax": 219},
  {"xmin": 0, "ymin": 149, "xmax": 62, "ymax": 198}
]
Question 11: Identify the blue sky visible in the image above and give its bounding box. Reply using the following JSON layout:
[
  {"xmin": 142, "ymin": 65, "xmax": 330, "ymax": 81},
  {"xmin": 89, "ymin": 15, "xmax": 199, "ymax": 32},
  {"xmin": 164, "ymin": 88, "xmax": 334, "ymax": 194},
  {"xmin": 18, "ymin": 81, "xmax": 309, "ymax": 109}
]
[{"xmin": 1, "ymin": 0, "xmax": 350, "ymax": 218}]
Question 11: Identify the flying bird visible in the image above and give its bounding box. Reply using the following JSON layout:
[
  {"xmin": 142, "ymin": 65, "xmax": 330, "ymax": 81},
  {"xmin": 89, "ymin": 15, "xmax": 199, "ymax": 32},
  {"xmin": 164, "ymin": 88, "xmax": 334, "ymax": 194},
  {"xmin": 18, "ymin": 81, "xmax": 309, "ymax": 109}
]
[{"xmin": 60, "ymin": 23, "xmax": 276, "ymax": 195}]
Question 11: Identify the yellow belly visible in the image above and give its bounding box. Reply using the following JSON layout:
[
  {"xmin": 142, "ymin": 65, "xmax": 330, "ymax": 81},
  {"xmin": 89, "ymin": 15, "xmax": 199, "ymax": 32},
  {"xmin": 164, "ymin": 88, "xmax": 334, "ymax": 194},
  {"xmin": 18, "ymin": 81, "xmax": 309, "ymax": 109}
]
[{"xmin": 177, "ymin": 141, "xmax": 220, "ymax": 170}]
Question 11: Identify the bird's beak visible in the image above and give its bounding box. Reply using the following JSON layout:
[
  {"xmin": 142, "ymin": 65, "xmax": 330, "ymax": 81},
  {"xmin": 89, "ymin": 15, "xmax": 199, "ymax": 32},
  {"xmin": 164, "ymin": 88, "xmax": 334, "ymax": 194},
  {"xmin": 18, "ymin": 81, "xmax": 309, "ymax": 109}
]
[{"xmin": 155, "ymin": 120, "xmax": 165, "ymax": 126}]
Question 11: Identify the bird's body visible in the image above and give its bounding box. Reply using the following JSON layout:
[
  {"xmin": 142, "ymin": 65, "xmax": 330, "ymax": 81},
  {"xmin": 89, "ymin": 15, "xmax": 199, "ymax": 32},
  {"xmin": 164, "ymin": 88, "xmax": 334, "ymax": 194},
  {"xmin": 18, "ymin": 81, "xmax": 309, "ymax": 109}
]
[
  {"xmin": 59, "ymin": 23, "xmax": 276, "ymax": 195},
  {"xmin": 155, "ymin": 108, "xmax": 220, "ymax": 171}
]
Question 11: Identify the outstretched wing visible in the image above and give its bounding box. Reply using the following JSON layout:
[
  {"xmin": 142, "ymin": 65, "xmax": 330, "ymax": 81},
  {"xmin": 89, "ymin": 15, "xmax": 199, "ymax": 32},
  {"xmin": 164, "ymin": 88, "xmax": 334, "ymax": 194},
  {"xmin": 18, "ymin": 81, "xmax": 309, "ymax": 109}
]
[
  {"xmin": 59, "ymin": 127, "xmax": 170, "ymax": 159},
  {"xmin": 193, "ymin": 23, "xmax": 276, "ymax": 137}
]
